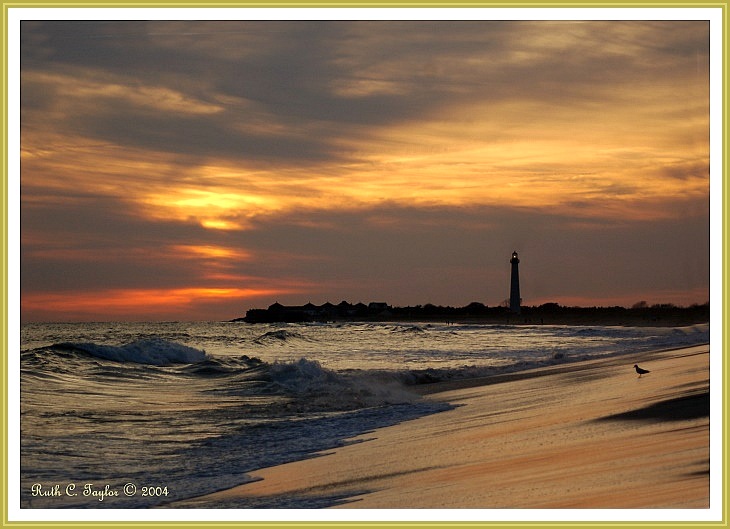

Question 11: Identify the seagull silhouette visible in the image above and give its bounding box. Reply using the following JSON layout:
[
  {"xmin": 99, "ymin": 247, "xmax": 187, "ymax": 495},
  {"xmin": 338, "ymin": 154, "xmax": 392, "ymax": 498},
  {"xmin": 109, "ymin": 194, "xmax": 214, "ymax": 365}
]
[{"xmin": 633, "ymin": 364, "xmax": 650, "ymax": 377}]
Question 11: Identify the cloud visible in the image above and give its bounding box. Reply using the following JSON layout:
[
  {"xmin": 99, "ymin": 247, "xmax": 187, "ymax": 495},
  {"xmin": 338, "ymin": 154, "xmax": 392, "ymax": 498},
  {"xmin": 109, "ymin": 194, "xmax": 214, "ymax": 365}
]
[
  {"xmin": 22, "ymin": 20, "xmax": 708, "ymax": 164},
  {"xmin": 20, "ymin": 194, "xmax": 709, "ymax": 320},
  {"xmin": 19, "ymin": 19, "xmax": 711, "ymax": 321}
]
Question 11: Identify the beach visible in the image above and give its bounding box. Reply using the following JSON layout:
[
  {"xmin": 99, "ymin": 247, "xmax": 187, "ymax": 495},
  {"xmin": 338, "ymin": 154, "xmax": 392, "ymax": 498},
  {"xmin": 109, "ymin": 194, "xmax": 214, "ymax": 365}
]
[{"xmin": 182, "ymin": 344, "xmax": 710, "ymax": 510}]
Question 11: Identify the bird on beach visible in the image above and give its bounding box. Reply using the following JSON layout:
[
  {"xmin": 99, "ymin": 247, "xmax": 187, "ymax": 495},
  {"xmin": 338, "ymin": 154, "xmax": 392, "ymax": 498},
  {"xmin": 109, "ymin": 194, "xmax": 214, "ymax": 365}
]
[{"xmin": 633, "ymin": 364, "xmax": 650, "ymax": 377}]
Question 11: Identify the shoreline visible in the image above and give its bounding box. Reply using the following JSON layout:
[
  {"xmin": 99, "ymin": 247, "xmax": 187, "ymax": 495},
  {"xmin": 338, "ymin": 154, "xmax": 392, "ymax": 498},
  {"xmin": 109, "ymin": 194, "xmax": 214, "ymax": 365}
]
[{"xmin": 173, "ymin": 343, "xmax": 711, "ymax": 510}]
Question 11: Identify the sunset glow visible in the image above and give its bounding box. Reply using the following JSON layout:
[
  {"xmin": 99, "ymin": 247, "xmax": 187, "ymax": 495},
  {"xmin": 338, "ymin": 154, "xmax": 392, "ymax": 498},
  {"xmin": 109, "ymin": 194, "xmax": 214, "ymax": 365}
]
[
  {"xmin": 21, "ymin": 287, "xmax": 291, "ymax": 321},
  {"xmin": 19, "ymin": 17, "xmax": 711, "ymax": 321}
]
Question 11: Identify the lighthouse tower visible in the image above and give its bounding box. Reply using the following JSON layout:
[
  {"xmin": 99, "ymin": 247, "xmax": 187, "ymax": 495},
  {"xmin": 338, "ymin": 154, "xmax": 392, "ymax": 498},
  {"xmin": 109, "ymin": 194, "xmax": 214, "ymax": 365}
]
[{"xmin": 509, "ymin": 251, "xmax": 521, "ymax": 314}]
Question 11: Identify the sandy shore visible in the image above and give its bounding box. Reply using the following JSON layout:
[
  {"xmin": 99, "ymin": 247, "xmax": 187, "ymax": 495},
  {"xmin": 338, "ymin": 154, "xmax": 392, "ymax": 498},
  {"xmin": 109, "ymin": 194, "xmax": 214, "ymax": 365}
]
[{"xmin": 178, "ymin": 344, "xmax": 710, "ymax": 510}]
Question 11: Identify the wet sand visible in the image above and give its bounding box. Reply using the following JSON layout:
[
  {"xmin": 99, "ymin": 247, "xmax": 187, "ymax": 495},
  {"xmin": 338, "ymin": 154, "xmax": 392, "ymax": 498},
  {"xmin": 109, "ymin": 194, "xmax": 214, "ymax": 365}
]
[{"xmin": 179, "ymin": 344, "xmax": 710, "ymax": 510}]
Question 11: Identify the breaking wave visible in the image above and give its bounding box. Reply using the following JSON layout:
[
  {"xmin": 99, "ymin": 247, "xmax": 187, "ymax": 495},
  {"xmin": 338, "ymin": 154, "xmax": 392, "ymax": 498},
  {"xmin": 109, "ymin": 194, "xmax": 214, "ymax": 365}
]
[
  {"xmin": 52, "ymin": 338, "xmax": 208, "ymax": 365},
  {"xmin": 254, "ymin": 329, "xmax": 309, "ymax": 344},
  {"xmin": 266, "ymin": 358, "xmax": 419, "ymax": 411},
  {"xmin": 22, "ymin": 342, "xmax": 419, "ymax": 413}
]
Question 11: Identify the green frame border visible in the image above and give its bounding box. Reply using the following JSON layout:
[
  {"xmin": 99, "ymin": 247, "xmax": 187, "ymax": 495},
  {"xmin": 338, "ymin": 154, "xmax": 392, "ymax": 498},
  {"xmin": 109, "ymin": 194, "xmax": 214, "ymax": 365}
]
[{"xmin": 1, "ymin": 3, "xmax": 727, "ymax": 528}]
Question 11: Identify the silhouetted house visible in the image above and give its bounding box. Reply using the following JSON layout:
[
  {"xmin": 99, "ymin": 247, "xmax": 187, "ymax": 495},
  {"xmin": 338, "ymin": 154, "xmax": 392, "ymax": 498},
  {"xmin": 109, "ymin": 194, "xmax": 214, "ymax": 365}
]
[
  {"xmin": 245, "ymin": 302, "xmax": 307, "ymax": 323},
  {"xmin": 368, "ymin": 302, "xmax": 392, "ymax": 317},
  {"xmin": 243, "ymin": 300, "xmax": 392, "ymax": 322},
  {"xmin": 338, "ymin": 300, "xmax": 354, "ymax": 316},
  {"xmin": 302, "ymin": 302, "xmax": 318, "ymax": 317},
  {"xmin": 465, "ymin": 301, "xmax": 488, "ymax": 315},
  {"xmin": 321, "ymin": 302, "xmax": 337, "ymax": 318},
  {"xmin": 249, "ymin": 301, "xmax": 309, "ymax": 322}
]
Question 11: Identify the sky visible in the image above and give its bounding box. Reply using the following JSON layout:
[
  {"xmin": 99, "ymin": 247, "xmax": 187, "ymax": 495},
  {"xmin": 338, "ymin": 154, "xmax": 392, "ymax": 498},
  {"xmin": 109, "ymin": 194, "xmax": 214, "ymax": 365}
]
[{"xmin": 19, "ymin": 17, "xmax": 711, "ymax": 322}]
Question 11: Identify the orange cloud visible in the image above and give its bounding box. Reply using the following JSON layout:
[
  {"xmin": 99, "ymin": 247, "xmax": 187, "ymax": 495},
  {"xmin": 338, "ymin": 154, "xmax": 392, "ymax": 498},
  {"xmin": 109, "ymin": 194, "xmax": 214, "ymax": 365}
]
[
  {"xmin": 20, "ymin": 81, "xmax": 708, "ymax": 232},
  {"xmin": 170, "ymin": 244, "xmax": 251, "ymax": 261},
  {"xmin": 24, "ymin": 242, "xmax": 252, "ymax": 265}
]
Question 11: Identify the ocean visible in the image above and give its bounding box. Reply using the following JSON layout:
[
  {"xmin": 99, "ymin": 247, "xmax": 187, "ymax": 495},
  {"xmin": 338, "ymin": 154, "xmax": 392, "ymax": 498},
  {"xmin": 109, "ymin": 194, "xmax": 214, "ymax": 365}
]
[{"xmin": 19, "ymin": 321, "xmax": 710, "ymax": 509}]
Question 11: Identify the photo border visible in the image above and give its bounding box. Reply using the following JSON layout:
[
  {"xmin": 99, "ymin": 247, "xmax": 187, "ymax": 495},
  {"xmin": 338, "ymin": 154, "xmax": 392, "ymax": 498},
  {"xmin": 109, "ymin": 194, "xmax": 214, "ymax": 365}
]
[{"xmin": 2, "ymin": 1, "xmax": 727, "ymax": 527}]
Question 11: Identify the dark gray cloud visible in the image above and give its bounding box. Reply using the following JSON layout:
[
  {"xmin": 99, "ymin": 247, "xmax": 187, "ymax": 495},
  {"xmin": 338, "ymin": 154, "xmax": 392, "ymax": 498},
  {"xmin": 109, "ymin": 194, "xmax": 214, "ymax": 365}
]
[
  {"xmin": 216, "ymin": 201, "xmax": 710, "ymax": 307},
  {"xmin": 68, "ymin": 108, "xmax": 343, "ymax": 163},
  {"xmin": 21, "ymin": 20, "xmax": 709, "ymax": 166},
  {"xmin": 21, "ymin": 197, "xmax": 213, "ymax": 291}
]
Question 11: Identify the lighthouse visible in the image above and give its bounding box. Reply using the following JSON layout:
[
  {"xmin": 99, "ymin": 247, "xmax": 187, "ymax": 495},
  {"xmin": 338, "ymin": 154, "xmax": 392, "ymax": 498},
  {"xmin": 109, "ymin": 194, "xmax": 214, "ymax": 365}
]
[{"xmin": 510, "ymin": 251, "xmax": 521, "ymax": 314}]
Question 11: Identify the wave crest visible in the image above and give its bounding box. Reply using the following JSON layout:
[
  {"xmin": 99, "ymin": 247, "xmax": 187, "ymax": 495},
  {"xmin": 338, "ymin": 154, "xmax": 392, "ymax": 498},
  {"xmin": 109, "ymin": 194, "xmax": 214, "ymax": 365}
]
[
  {"xmin": 267, "ymin": 358, "xmax": 419, "ymax": 411},
  {"xmin": 254, "ymin": 330, "xmax": 309, "ymax": 344},
  {"xmin": 55, "ymin": 338, "xmax": 208, "ymax": 366}
]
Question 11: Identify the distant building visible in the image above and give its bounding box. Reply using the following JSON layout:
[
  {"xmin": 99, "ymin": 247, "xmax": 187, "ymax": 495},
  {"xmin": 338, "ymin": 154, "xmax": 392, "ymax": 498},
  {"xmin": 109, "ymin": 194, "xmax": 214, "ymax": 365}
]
[
  {"xmin": 243, "ymin": 301, "xmax": 391, "ymax": 323},
  {"xmin": 510, "ymin": 251, "xmax": 521, "ymax": 314}
]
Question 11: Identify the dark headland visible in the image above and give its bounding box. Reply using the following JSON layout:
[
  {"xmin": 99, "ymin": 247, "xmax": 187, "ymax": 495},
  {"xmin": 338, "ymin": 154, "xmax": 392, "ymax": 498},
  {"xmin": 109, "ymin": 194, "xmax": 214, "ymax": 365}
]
[{"xmin": 233, "ymin": 300, "xmax": 709, "ymax": 327}]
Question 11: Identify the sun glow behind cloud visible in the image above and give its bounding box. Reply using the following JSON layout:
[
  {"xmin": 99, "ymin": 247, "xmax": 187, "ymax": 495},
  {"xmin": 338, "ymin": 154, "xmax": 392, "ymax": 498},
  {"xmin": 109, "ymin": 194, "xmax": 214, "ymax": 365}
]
[
  {"xmin": 21, "ymin": 130, "xmax": 709, "ymax": 233},
  {"xmin": 21, "ymin": 83, "xmax": 708, "ymax": 231}
]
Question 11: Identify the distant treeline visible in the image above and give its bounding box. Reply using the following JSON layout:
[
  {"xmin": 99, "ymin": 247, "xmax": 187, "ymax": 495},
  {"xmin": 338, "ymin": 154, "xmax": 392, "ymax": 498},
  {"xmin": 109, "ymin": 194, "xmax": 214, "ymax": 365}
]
[{"xmin": 235, "ymin": 300, "xmax": 710, "ymax": 326}]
